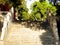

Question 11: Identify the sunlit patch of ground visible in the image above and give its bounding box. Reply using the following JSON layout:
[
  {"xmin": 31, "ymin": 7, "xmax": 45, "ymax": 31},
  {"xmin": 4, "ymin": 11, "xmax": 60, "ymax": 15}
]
[
  {"xmin": 0, "ymin": 22, "xmax": 55, "ymax": 45},
  {"xmin": 3, "ymin": 22, "xmax": 47, "ymax": 45},
  {"xmin": 5, "ymin": 29, "xmax": 45, "ymax": 45}
]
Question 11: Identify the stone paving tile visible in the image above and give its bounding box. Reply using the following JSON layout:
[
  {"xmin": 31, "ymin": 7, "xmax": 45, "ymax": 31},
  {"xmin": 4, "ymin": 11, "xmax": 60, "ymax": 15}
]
[
  {"xmin": 4, "ymin": 23, "xmax": 43, "ymax": 45},
  {"xmin": 4, "ymin": 28, "xmax": 43, "ymax": 45},
  {"xmin": 0, "ymin": 22, "xmax": 56, "ymax": 45}
]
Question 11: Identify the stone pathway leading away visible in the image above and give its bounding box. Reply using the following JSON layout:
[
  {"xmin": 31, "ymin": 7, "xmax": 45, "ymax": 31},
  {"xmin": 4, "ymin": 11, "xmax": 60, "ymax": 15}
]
[{"xmin": 0, "ymin": 22, "xmax": 55, "ymax": 45}]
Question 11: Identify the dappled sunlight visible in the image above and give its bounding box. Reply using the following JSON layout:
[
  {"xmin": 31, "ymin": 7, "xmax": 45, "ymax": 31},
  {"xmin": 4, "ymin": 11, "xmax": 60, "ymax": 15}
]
[
  {"xmin": 39, "ymin": 29, "xmax": 46, "ymax": 35},
  {"xmin": 4, "ymin": 22, "xmax": 44, "ymax": 45},
  {"xmin": 0, "ymin": 21, "xmax": 56, "ymax": 45}
]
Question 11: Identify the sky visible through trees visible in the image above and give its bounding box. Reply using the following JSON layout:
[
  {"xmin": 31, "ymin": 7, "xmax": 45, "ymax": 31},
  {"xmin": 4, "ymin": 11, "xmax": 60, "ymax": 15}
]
[{"xmin": 26, "ymin": 0, "xmax": 39, "ymax": 13}]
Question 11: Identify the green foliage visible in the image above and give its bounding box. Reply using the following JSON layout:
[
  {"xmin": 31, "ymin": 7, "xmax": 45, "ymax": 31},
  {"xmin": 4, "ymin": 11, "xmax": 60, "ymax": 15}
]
[
  {"xmin": 29, "ymin": 12, "xmax": 41, "ymax": 21},
  {"xmin": 39, "ymin": 0, "xmax": 46, "ymax": 2},
  {"xmin": 9, "ymin": 0, "xmax": 25, "ymax": 8},
  {"xmin": 47, "ymin": 4, "xmax": 57, "ymax": 13},
  {"xmin": 30, "ymin": 1, "xmax": 57, "ymax": 21},
  {"xmin": 0, "ymin": 0, "xmax": 7, "ymax": 4},
  {"xmin": 29, "ymin": 13, "xmax": 35, "ymax": 20},
  {"xmin": 35, "ymin": 13, "xmax": 41, "ymax": 20},
  {"xmin": 22, "ymin": 12, "xmax": 29, "ymax": 20},
  {"xmin": 57, "ymin": 2, "xmax": 60, "ymax": 5},
  {"xmin": 17, "ymin": 2, "xmax": 29, "ymax": 20},
  {"xmin": 9, "ymin": 0, "xmax": 29, "ymax": 20}
]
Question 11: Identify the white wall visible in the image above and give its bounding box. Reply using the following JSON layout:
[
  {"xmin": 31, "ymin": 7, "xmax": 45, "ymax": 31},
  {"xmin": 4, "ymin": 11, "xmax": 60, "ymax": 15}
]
[{"xmin": 0, "ymin": 12, "xmax": 11, "ymax": 40}]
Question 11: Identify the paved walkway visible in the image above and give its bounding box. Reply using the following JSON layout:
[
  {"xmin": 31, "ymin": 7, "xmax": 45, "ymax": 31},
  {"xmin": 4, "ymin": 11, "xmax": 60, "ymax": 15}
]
[{"xmin": 0, "ymin": 22, "xmax": 55, "ymax": 45}]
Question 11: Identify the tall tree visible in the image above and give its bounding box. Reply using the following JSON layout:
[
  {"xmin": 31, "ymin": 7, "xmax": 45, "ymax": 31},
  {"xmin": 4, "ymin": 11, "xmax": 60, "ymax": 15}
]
[{"xmin": 30, "ymin": 0, "xmax": 56, "ymax": 21}]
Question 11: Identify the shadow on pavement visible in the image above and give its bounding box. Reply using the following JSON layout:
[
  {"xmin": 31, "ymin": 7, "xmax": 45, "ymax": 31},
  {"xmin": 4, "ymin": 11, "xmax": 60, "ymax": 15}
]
[{"xmin": 39, "ymin": 29, "xmax": 56, "ymax": 45}]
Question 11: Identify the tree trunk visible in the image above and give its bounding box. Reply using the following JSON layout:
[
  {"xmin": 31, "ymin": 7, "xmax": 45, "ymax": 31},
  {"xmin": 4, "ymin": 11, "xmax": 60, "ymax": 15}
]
[{"xmin": 48, "ymin": 15, "xmax": 59, "ymax": 45}]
